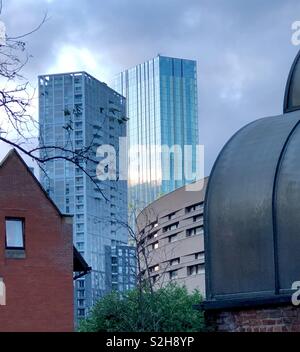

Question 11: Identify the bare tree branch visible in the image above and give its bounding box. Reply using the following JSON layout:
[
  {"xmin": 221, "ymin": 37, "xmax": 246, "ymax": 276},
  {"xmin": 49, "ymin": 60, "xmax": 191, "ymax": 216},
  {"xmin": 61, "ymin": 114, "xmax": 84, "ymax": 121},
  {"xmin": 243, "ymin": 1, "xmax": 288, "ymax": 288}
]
[
  {"xmin": 0, "ymin": 4, "xmax": 111, "ymax": 202},
  {"xmin": 8, "ymin": 13, "xmax": 49, "ymax": 40}
]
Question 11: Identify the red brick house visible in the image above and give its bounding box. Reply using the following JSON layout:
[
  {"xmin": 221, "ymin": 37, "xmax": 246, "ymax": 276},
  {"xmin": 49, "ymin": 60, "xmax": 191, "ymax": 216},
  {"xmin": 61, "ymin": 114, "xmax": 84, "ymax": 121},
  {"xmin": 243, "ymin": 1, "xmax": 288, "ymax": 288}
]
[{"xmin": 0, "ymin": 149, "xmax": 78, "ymax": 332}]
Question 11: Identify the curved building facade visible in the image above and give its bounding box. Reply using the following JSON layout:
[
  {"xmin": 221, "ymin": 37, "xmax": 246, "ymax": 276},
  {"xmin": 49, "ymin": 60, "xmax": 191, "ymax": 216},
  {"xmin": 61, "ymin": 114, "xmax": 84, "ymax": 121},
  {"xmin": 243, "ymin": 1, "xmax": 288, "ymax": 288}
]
[
  {"xmin": 137, "ymin": 179, "xmax": 208, "ymax": 296},
  {"xmin": 205, "ymin": 49, "xmax": 300, "ymax": 308}
]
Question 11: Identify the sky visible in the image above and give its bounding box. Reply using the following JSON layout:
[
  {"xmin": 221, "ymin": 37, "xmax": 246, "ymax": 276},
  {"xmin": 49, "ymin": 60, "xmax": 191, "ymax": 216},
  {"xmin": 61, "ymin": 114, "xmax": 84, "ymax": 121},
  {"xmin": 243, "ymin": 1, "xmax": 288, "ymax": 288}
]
[{"xmin": 2, "ymin": 0, "xmax": 300, "ymax": 174}]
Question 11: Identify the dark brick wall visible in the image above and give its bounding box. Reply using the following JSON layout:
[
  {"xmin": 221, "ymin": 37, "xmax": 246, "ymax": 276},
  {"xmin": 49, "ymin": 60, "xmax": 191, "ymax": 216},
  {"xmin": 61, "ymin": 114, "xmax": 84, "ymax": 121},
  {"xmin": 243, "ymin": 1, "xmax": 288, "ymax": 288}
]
[
  {"xmin": 205, "ymin": 305, "xmax": 300, "ymax": 332},
  {"xmin": 0, "ymin": 152, "xmax": 74, "ymax": 332}
]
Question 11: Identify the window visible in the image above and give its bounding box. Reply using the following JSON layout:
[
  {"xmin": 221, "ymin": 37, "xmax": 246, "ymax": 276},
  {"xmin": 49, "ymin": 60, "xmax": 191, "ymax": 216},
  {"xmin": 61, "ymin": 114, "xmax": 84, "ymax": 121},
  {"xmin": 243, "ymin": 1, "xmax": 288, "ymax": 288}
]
[
  {"xmin": 193, "ymin": 215, "xmax": 203, "ymax": 223},
  {"xmin": 186, "ymin": 226, "xmax": 204, "ymax": 237},
  {"xmin": 170, "ymin": 258, "xmax": 180, "ymax": 266},
  {"xmin": 76, "ymin": 242, "xmax": 84, "ymax": 251},
  {"xmin": 77, "ymin": 224, "xmax": 84, "ymax": 231},
  {"xmin": 78, "ymin": 299, "xmax": 84, "ymax": 307},
  {"xmin": 152, "ymin": 275, "xmax": 159, "ymax": 284},
  {"xmin": 187, "ymin": 264, "xmax": 205, "ymax": 276},
  {"xmin": 152, "ymin": 221, "xmax": 159, "ymax": 229},
  {"xmin": 78, "ymin": 290, "xmax": 84, "ymax": 298},
  {"xmin": 148, "ymin": 231, "xmax": 158, "ymax": 240},
  {"xmin": 168, "ymin": 212, "xmax": 176, "ymax": 220},
  {"xmin": 75, "ymin": 122, "xmax": 83, "ymax": 129},
  {"xmin": 150, "ymin": 265, "xmax": 160, "ymax": 273},
  {"xmin": 151, "ymin": 242, "xmax": 159, "ymax": 250},
  {"xmin": 169, "ymin": 234, "xmax": 178, "ymax": 243},
  {"xmin": 195, "ymin": 252, "xmax": 205, "ymax": 261},
  {"xmin": 76, "ymin": 186, "xmax": 84, "ymax": 193},
  {"xmin": 78, "ymin": 280, "xmax": 85, "ymax": 288},
  {"xmin": 78, "ymin": 309, "xmax": 85, "ymax": 317},
  {"xmin": 186, "ymin": 202, "xmax": 203, "ymax": 213},
  {"xmin": 194, "ymin": 203, "xmax": 203, "ymax": 211},
  {"xmin": 163, "ymin": 222, "xmax": 179, "ymax": 233},
  {"xmin": 76, "ymin": 232, "xmax": 84, "ymax": 240},
  {"xmin": 76, "ymin": 195, "xmax": 84, "ymax": 203},
  {"xmin": 112, "ymin": 283, "xmax": 118, "ymax": 291},
  {"xmin": 169, "ymin": 270, "xmax": 178, "ymax": 280},
  {"xmin": 5, "ymin": 218, "xmax": 24, "ymax": 249}
]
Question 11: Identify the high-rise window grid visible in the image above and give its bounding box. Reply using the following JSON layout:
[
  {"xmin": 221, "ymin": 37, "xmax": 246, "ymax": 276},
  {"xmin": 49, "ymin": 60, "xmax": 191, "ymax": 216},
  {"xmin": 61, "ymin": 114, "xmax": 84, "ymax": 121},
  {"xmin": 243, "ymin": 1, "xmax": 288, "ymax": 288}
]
[{"xmin": 39, "ymin": 72, "xmax": 128, "ymax": 323}]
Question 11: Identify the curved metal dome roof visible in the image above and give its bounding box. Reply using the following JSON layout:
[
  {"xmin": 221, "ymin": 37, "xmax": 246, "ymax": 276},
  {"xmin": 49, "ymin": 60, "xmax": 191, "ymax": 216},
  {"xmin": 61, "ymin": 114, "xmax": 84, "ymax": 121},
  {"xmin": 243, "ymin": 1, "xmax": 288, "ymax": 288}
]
[
  {"xmin": 205, "ymin": 50, "xmax": 300, "ymax": 308},
  {"xmin": 284, "ymin": 49, "xmax": 300, "ymax": 113}
]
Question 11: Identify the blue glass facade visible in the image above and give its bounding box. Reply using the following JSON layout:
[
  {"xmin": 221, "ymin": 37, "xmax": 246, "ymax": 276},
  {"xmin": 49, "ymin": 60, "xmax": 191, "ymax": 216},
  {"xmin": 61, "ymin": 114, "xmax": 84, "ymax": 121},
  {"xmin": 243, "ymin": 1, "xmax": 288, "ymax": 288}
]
[{"xmin": 115, "ymin": 55, "xmax": 199, "ymax": 212}]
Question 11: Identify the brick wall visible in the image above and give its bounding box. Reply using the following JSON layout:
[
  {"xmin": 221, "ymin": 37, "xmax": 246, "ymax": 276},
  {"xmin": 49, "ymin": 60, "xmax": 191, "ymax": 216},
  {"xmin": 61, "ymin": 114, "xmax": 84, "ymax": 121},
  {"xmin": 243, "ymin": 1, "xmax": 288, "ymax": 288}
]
[
  {"xmin": 205, "ymin": 305, "xmax": 300, "ymax": 332},
  {"xmin": 0, "ymin": 151, "xmax": 74, "ymax": 332}
]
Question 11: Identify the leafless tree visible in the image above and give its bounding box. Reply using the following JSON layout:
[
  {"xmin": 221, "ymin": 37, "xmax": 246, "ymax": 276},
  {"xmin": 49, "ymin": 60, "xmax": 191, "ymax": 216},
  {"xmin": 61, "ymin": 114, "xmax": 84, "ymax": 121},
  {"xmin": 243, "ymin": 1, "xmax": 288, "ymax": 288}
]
[
  {"xmin": 0, "ymin": 3, "xmax": 112, "ymax": 202},
  {"xmin": 106, "ymin": 200, "xmax": 181, "ymax": 330}
]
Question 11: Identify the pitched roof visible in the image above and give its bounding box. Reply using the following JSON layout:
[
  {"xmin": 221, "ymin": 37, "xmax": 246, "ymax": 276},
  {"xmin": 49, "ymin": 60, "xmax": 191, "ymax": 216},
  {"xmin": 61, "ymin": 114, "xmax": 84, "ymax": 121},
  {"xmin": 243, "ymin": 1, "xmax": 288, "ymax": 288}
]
[
  {"xmin": 0, "ymin": 148, "xmax": 91, "ymax": 274},
  {"xmin": 0, "ymin": 148, "xmax": 72, "ymax": 218},
  {"xmin": 73, "ymin": 247, "xmax": 92, "ymax": 273}
]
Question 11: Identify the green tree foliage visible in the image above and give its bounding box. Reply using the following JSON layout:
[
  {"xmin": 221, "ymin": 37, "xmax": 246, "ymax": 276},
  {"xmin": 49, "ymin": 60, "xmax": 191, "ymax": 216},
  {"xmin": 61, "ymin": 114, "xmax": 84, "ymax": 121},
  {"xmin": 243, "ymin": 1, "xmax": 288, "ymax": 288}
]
[{"xmin": 78, "ymin": 283, "xmax": 204, "ymax": 332}]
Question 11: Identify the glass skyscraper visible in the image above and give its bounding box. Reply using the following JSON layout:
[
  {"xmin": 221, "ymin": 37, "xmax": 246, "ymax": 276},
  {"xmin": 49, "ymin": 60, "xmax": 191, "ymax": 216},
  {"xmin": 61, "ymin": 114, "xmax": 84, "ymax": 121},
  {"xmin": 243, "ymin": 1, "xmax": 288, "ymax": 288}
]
[
  {"xmin": 38, "ymin": 72, "xmax": 128, "ymax": 321},
  {"xmin": 115, "ymin": 55, "xmax": 199, "ymax": 213}
]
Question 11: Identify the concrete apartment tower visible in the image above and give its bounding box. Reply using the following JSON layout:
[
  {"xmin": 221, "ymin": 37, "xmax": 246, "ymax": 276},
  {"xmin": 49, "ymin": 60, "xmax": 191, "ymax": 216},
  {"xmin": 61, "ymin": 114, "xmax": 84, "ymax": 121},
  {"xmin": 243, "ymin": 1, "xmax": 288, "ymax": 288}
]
[
  {"xmin": 38, "ymin": 72, "xmax": 128, "ymax": 321},
  {"xmin": 115, "ymin": 55, "xmax": 199, "ymax": 218}
]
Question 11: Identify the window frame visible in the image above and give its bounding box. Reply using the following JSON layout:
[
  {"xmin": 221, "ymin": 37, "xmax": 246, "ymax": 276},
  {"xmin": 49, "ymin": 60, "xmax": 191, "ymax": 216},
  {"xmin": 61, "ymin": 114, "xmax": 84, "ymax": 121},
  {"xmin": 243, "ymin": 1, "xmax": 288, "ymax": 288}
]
[
  {"xmin": 5, "ymin": 217, "xmax": 25, "ymax": 250},
  {"xmin": 168, "ymin": 234, "xmax": 178, "ymax": 243},
  {"xmin": 170, "ymin": 258, "xmax": 180, "ymax": 266},
  {"xmin": 169, "ymin": 269, "xmax": 178, "ymax": 280}
]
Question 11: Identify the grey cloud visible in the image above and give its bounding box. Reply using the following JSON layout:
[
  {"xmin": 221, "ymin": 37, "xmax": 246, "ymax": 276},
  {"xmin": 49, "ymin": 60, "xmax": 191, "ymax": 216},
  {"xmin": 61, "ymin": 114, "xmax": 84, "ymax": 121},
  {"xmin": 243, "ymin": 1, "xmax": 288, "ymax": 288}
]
[{"xmin": 2, "ymin": 0, "xmax": 300, "ymax": 173}]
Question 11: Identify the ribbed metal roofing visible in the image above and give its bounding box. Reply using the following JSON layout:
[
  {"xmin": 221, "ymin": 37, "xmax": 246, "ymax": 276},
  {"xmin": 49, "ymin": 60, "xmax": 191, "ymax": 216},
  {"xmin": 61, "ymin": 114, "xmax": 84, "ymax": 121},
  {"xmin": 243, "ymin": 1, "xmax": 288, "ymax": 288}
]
[{"xmin": 204, "ymin": 50, "xmax": 300, "ymax": 308}]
